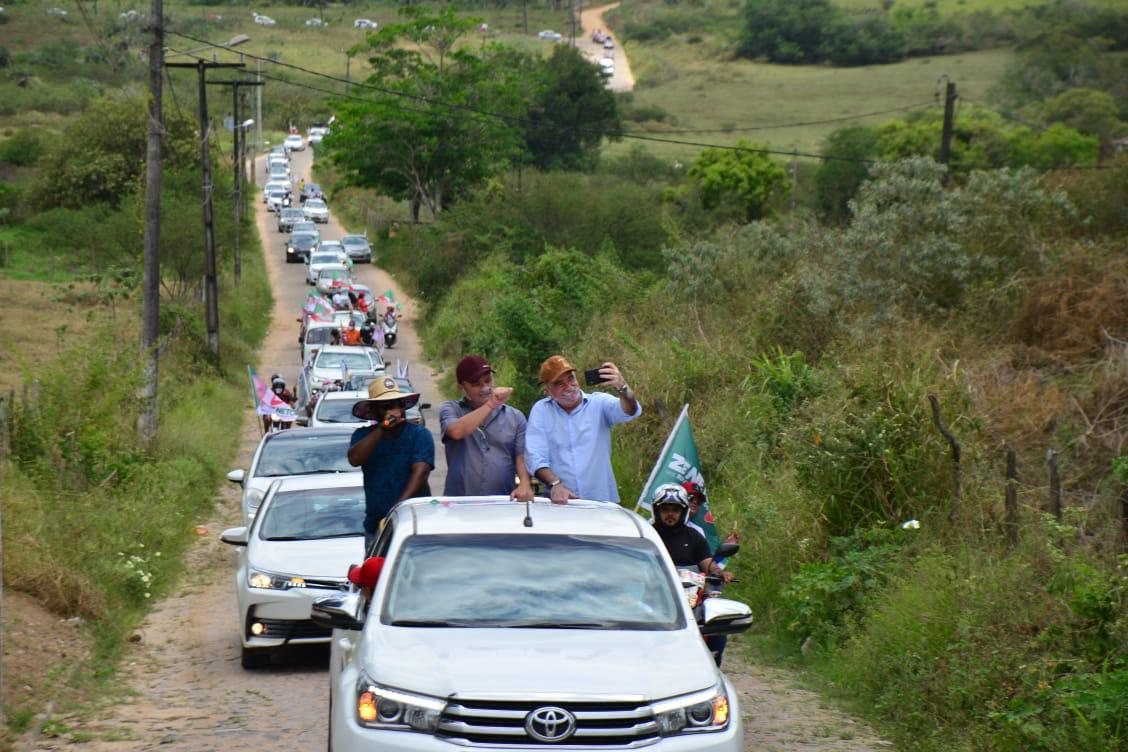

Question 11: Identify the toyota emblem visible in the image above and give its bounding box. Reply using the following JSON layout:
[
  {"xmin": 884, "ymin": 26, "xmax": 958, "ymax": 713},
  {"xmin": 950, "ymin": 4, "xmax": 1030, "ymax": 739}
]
[{"xmin": 525, "ymin": 706, "xmax": 577, "ymax": 743}]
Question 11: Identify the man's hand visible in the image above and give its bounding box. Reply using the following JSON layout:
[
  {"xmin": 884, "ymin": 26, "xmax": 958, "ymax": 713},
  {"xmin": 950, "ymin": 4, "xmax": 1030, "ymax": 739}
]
[
  {"xmin": 487, "ymin": 386, "xmax": 513, "ymax": 410},
  {"xmin": 597, "ymin": 362, "xmax": 627, "ymax": 390},
  {"xmin": 511, "ymin": 478, "xmax": 534, "ymax": 503},
  {"xmin": 549, "ymin": 482, "xmax": 578, "ymax": 505}
]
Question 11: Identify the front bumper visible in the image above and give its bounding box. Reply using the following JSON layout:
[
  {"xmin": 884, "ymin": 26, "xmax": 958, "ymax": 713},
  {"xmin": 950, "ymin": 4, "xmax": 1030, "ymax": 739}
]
[{"xmin": 238, "ymin": 582, "xmax": 345, "ymax": 649}]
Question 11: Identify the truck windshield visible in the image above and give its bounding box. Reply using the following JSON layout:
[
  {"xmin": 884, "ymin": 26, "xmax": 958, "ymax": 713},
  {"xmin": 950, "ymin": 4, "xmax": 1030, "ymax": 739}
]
[{"xmin": 382, "ymin": 534, "xmax": 684, "ymax": 630}]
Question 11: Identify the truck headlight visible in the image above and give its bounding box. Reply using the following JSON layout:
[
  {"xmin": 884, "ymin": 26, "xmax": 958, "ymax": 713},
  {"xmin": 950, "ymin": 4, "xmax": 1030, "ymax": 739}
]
[
  {"xmin": 355, "ymin": 680, "xmax": 443, "ymax": 732},
  {"xmin": 653, "ymin": 685, "xmax": 730, "ymax": 734}
]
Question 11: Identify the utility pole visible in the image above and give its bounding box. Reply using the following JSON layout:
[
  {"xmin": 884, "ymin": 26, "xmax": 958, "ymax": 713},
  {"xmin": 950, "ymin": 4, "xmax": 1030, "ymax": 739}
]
[
  {"xmin": 167, "ymin": 60, "xmax": 245, "ymax": 356},
  {"xmin": 938, "ymin": 79, "xmax": 957, "ymax": 166},
  {"xmin": 522, "ymin": 0, "xmax": 528, "ymax": 36},
  {"xmin": 139, "ymin": 0, "xmax": 163, "ymax": 446},
  {"xmin": 255, "ymin": 58, "xmax": 263, "ymax": 184},
  {"xmin": 210, "ymin": 79, "xmax": 263, "ymax": 286}
]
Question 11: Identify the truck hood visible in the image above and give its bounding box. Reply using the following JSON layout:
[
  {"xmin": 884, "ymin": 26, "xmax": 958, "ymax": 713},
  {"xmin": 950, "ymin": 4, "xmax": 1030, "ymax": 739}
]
[{"xmin": 359, "ymin": 627, "xmax": 719, "ymax": 701}]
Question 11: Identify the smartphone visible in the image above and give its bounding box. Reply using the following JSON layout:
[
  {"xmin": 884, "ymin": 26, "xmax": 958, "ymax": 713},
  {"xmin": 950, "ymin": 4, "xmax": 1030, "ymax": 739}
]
[{"xmin": 584, "ymin": 368, "xmax": 605, "ymax": 386}]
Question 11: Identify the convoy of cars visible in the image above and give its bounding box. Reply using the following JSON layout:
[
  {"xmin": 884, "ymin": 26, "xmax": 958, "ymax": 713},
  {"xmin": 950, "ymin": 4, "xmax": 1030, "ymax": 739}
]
[{"xmin": 220, "ymin": 125, "xmax": 754, "ymax": 752}]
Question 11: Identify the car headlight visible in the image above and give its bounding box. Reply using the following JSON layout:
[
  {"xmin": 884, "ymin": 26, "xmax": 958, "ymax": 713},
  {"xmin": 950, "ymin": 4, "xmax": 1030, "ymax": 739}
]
[
  {"xmin": 652, "ymin": 685, "xmax": 730, "ymax": 735},
  {"xmin": 248, "ymin": 569, "xmax": 307, "ymax": 590},
  {"xmin": 286, "ymin": 246, "xmax": 295, "ymax": 254},
  {"xmin": 355, "ymin": 679, "xmax": 443, "ymax": 732}
]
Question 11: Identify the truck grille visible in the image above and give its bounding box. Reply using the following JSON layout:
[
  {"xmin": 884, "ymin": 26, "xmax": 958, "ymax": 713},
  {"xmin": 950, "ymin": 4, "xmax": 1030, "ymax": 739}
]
[{"xmin": 438, "ymin": 699, "xmax": 659, "ymax": 748}]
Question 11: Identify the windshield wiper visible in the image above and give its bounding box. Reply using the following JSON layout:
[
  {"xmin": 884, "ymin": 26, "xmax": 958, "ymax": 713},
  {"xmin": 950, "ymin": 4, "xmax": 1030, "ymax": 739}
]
[
  {"xmin": 317, "ymin": 532, "xmax": 363, "ymax": 539},
  {"xmin": 389, "ymin": 619, "xmax": 481, "ymax": 627},
  {"xmin": 281, "ymin": 469, "xmax": 348, "ymax": 476},
  {"xmin": 494, "ymin": 620, "xmax": 619, "ymax": 629},
  {"xmin": 264, "ymin": 535, "xmax": 308, "ymax": 541}
]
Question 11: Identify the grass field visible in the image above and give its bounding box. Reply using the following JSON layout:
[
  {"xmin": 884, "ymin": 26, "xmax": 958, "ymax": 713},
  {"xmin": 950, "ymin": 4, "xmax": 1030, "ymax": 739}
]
[{"xmin": 610, "ymin": 46, "xmax": 1014, "ymax": 160}]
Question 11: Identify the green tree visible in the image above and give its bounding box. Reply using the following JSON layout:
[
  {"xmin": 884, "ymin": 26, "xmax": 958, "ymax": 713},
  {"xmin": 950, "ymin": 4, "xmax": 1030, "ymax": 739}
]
[
  {"xmin": 524, "ymin": 45, "xmax": 622, "ymax": 171},
  {"xmin": 687, "ymin": 142, "xmax": 787, "ymax": 222},
  {"xmin": 327, "ymin": 7, "xmax": 531, "ymax": 220},
  {"xmin": 815, "ymin": 126, "xmax": 877, "ymax": 222},
  {"xmin": 32, "ymin": 97, "xmax": 196, "ymax": 209},
  {"xmin": 1040, "ymin": 88, "xmax": 1125, "ymax": 151},
  {"xmin": 738, "ymin": 0, "xmax": 838, "ymax": 63}
]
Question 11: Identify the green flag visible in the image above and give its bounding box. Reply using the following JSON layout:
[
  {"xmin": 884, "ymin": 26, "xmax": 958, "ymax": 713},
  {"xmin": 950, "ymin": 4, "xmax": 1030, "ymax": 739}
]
[{"xmin": 636, "ymin": 405, "xmax": 719, "ymax": 550}]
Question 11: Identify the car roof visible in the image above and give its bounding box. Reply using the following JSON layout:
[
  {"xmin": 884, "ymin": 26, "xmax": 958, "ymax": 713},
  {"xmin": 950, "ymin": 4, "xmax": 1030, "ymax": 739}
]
[
  {"xmin": 320, "ymin": 390, "xmax": 366, "ymax": 402},
  {"xmin": 392, "ymin": 497, "xmax": 649, "ymax": 538},
  {"xmin": 316, "ymin": 345, "xmax": 378, "ymax": 357},
  {"xmin": 269, "ymin": 473, "xmax": 364, "ymax": 493}
]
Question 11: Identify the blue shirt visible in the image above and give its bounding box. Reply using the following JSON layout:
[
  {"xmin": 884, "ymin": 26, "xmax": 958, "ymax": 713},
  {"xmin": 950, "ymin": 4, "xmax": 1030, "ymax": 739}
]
[
  {"xmin": 350, "ymin": 423, "xmax": 435, "ymax": 533},
  {"xmin": 439, "ymin": 400, "xmax": 527, "ymax": 496},
  {"xmin": 525, "ymin": 391, "xmax": 641, "ymax": 502}
]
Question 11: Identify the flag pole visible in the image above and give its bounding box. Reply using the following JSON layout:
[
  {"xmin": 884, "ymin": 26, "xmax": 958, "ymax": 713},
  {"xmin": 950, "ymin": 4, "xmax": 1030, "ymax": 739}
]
[{"xmin": 635, "ymin": 403, "xmax": 689, "ymax": 513}]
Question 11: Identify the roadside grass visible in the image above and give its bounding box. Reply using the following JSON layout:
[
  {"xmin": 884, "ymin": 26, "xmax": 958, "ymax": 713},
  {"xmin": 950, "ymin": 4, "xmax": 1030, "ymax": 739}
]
[{"xmin": 834, "ymin": 0, "xmax": 1125, "ymax": 10}]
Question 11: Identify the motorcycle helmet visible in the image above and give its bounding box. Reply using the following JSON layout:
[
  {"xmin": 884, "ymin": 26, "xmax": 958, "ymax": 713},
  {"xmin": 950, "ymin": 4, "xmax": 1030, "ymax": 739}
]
[
  {"xmin": 682, "ymin": 481, "xmax": 705, "ymax": 499},
  {"xmin": 651, "ymin": 483, "xmax": 689, "ymax": 510},
  {"xmin": 271, "ymin": 374, "xmax": 285, "ymax": 391}
]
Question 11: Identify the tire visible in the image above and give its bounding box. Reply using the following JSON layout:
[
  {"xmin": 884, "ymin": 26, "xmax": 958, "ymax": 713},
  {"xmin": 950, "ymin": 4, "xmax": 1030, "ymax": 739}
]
[{"xmin": 241, "ymin": 646, "xmax": 270, "ymax": 669}]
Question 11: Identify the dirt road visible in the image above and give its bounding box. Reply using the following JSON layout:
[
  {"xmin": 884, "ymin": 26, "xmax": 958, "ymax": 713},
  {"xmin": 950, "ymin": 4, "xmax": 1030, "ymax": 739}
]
[
  {"xmin": 579, "ymin": 2, "xmax": 635, "ymax": 93},
  {"xmin": 20, "ymin": 149, "xmax": 890, "ymax": 752}
]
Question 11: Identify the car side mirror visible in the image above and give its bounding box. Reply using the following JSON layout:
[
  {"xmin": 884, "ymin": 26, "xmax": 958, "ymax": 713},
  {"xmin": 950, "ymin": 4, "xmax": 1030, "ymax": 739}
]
[
  {"xmin": 420, "ymin": 402, "xmax": 431, "ymax": 410},
  {"xmin": 226, "ymin": 469, "xmax": 246, "ymax": 484},
  {"xmin": 220, "ymin": 526, "xmax": 248, "ymax": 546},
  {"xmin": 698, "ymin": 598, "xmax": 753, "ymax": 636},
  {"xmin": 311, "ymin": 593, "xmax": 365, "ymax": 631},
  {"xmin": 713, "ymin": 542, "xmax": 740, "ymax": 560}
]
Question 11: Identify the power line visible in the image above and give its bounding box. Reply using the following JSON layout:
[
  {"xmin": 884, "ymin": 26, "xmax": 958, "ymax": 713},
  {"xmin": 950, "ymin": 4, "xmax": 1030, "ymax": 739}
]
[{"xmin": 636, "ymin": 100, "xmax": 938, "ymax": 135}]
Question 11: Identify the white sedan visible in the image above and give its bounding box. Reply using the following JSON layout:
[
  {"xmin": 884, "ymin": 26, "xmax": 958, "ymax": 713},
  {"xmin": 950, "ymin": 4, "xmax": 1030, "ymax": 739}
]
[
  {"xmin": 354, "ymin": 18, "xmax": 377, "ymax": 29},
  {"xmin": 306, "ymin": 249, "xmax": 351, "ymax": 285},
  {"xmin": 303, "ymin": 198, "xmax": 330, "ymax": 223},
  {"xmin": 221, "ymin": 475, "xmax": 367, "ymax": 669},
  {"xmin": 284, "ymin": 134, "xmax": 306, "ymax": 152}
]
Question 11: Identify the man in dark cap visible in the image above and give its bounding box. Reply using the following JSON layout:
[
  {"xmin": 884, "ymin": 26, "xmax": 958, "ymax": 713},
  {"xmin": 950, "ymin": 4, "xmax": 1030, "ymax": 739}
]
[{"xmin": 438, "ymin": 355, "xmax": 533, "ymax": 501}]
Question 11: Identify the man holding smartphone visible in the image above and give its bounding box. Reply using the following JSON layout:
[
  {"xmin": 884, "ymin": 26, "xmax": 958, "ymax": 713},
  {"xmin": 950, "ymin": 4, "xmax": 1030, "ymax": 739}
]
[
  {"xmin": 348, "ymin": 377, "xmax": 435, "ymax": 551},
  {"xmin": 525, "ymin": 355, "xmax": 641, "ymax": 504}
]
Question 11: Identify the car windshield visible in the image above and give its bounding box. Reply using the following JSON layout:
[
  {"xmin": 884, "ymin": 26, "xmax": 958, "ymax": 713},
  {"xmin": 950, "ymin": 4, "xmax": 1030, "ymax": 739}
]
[
  {"xmin": 310, "ymin": 253, "xmax": 339, "ymax": 265},
  {"xmin": 306, "ymin": 327, "xmax": 336, "ymax": 345},
  {"xmin": 257, "ymin": 486, "xmax": 366, "ymax": 541},
  {"xmin": 319, "ymin": 269, "xmax": 348, "ymax": 281},
  {"xmin": 306, "ymin": 200, "xmax": 327, "ymax": 209},
  {"xmin": 254, "ymin": 432, "xmax": 354, "ymax": 477},
  {"xmin": 293, "ymin": 233, "xmax": 318, "ymax": 246},
  {"xmin": 316, "ymin": 351, "xmax": 374, "ymax": 370},
  {"xmin": 282, "ymin": 209, "xmax": 303, "ymax": 218},
  {"xmin": 315, "ymin": 399, "xmax": 362, "ymax": 424},
  {"xmin": 382, "ymin": 534, "xmax": 683, "ymax": 629},
  {"xmin": 342, "ymin": 236, "xmax": 366, "ymax": 246}
]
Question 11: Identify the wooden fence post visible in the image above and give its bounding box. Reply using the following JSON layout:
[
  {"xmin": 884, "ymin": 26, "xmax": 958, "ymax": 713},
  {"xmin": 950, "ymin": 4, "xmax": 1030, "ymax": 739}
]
[
  {"xmin": 1046, "ymin": 448, "xmax": 1062, "ymax": 521},
  {"xmin": 1005, "ymin": 445, "xmax": 1019, "ymax": 548},
  {"xmin": 1120, "ymin": 487, "xmax": 1128, "ymax": 554},
  {"xmin": 928, "ymin": 394, "xmax": 962, "ymax": 520}
]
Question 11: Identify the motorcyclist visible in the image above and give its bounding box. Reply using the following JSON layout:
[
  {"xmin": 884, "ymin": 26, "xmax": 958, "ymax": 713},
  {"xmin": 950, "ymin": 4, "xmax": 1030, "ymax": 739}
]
[
  {"xmin": 651, "ymin": 484, "xmax": 733, "ymax": 583},
  {"xmin": 265, "ymin": 374, "xmax": 296, "ymax": 432}
]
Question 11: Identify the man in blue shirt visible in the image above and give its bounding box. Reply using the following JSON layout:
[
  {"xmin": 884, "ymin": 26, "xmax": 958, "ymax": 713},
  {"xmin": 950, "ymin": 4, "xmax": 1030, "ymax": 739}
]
[
  {"xmin": 525, "ymin": 355, "xmax": 641, "ymax": 504},
  {"xmin": 439, "ymin": 355, "xmax": 534, "ymax": 501},
  {"xmin": 348, "ymin": 376, "xmax": 434, "ymax": 551}
]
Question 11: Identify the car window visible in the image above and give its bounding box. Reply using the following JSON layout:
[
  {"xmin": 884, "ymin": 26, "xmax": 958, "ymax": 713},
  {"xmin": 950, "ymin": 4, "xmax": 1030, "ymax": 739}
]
[
  {"xmin": 306, "ymin": 327, "xmax": 335, "ymax": 345},
  {"xmin": 258, "ymin": 487, "xmax": 366, "ymax": 541},
  {"xmin": 382, "ymin": 535, "xmax": 682, "ymax": 629},
  {"xmin": 315, "ymin": 399, "xmax": 362, "ymax": 425},
  {"xmin": 317, "ymin": 351, "xmax": 377, "ymax": 370},
  {"xmin": 255, "ymin": 433, "xmax": 354, "ymax": 477}
]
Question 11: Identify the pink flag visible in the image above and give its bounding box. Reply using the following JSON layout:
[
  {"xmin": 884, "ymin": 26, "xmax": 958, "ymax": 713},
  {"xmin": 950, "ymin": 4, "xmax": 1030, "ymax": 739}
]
[{"xmin": 249, "ymin": 368, "xmax": 296, "ymax": 421}]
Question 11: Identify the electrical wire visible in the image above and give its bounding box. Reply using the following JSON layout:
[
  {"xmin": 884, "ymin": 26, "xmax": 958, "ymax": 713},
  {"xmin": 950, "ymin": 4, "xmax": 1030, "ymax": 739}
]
[{"xmin": 633, "ymin": 100, "xmax": 939, "ymax": 135}]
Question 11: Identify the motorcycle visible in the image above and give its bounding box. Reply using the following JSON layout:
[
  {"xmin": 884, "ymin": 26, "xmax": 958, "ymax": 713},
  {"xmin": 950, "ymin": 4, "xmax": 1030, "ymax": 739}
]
[
  {"xmin": 678, "ymin": 541, "xmax": 741, "ymax": 666},
  {"xmin": 382, "ymin": 316, "xmax": 398, "ymax": 348}
]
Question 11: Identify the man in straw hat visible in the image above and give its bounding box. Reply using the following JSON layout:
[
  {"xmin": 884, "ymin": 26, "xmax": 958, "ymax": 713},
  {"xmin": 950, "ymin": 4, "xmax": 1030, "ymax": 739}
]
[
  {"xmin": 348, "ymin": 375, "xmax": 435, "ymax": 551},
  {"xmin": 525, "ymin": 355, "xmax": 640, "ymax": 504}
]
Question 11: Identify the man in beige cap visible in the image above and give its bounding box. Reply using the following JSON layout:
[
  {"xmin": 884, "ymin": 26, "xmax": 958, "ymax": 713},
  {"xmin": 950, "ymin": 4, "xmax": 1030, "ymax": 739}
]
[
  {"xmin": 348, "ymin": 376, "xmax": 435, "ymax": 550},
  {"xmin": 525, "ymin": 355, "xmax": 640, "ymax": 504}
]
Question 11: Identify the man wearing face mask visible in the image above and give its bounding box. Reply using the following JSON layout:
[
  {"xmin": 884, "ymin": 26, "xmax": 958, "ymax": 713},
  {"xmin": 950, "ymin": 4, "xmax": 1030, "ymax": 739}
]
[
  {"xmin": 439, "ymin": 355, "xmax": 534, "ymax": 501},
  {"xmin": 348, "ymin": 377, "xmax": 435, "ymax": 551},
  {"xmin": 264, "ymin": 374, "xmax": 296, "ymax": 433},
  {"xmin": 525, "ymin": 355, "xmax": 641, "ymax": 504}
]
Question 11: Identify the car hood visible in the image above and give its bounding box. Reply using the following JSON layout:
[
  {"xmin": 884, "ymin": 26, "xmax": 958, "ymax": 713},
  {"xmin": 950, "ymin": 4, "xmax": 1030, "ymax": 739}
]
[
  {"xmin": 359, "ymin": 627, "xmax": 719, "ymax": 700},
  {"xmin": 249, "ymin": 536, "xmax": 365, "ymax": 579}
]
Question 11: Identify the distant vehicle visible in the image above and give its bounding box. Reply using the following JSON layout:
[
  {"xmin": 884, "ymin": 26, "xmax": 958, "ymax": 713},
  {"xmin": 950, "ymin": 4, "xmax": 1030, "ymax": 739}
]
[
  {"xmin": 119, "ymin": 9, "xmax": 142, "ymax": 21},
  {"xmin": 308, "ymin": 127, "xmax": 329, "ymax": 146},
  {"xmin": 252, "ymin": 13, "xmax": 275, "ymax": 26},
  {"xmin": 277, "ymin": 207, "xmax": 305, "ymax": 233},
  {"xmin": 225, "ymin": 426, "xmax": 358, "ymax": 525},
  {"xmin": 340, "ymin": 375, "xmax": 429, "ymax": 426},
  {"xmin": 300, "ymin": 181, "xmax": 325, "ymax": 203},
  {"xmin": 269, "ymin": 145, "xmax": 288, "ymax": 159},
  {"xmin": 287, "ymin": 231, "xmax": 320, "ymax": 263},
  {"xmin": 599, "ymin": 57, "xmax": 614, "ymax": 77},
  {"xmin": 316, "ymin": 241, "xmax": 350, "ymax": 268},
  {"xmin": 537, "ymin": 29, "xmax": 563, "ymax": 42},
  {"xmin": 307, "ymin": 250, "xmax": 351, "ymax": 286},
  {"xmin": 305, "ymin": 18, "xmax": 325, "ymax": 27},
  {"xmin": 266, "ymin": 189, "xmax": 291, "ymax": 213},
  {"xmin": 354, "ymin": 18, "xmax": 377, "ymax": 29},
  {"xmin": 315, "ymin": 265, "xmax": 352, "ymax": 295},
  {"xmin": 303, "ymin": 198, "xmax": 330, "ymax": 224},
  {"xmin": 47, "ymin": 7, "xmax": 68, "ymax": 16},
  {"xmin": 340, "ymin": 234, "xmax": 372, "ymax": 264},
  {"xmin": 604, "ymin": 37, "xmax": 615, "ymax": 49},
  {"xmin": 307, "ymin": 346, "xmax": 384, "ymax": 392},
  {"xmin": 592, "ymin": 30, "xmax": 606, "ymax": 44},
  {"xmin": 269, "ymin": 163, "xmax": 290, "ymax": 181},
  {"xmin": 311, "ymin": 387, "xmax": 428, "ymax": 429},
  {"xmin": 262, "ymin": 178, "xmax": 290, "ymax": 203},
  {"xmin": 300, "ymin": 320, "xmax": 341, "ymax": 368},
  {"xmin": 284, "ymin": 134, "xmax": 306, "ymax": 152}
]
